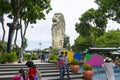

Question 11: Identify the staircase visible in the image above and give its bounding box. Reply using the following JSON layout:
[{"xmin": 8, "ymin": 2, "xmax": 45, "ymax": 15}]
[{"xmin": 0, "ymin": 62, "xmax": 84, "ymax": 80}]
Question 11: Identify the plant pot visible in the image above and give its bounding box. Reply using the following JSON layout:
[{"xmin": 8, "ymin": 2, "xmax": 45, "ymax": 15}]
[
  {"xmin": 116, "ymin": 61, "xmax": 120, "ymax": 67},
  {"xmin": 82, "ymin": 70, "xmax": 94, "ymax": 80},
  {"xmin": 71, "ymin": 65, "xmax": 80, "ymax": 73}
]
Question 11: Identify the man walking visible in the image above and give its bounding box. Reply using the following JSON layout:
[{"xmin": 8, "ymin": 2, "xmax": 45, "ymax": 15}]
[
  {"xmin": 102, "ymin": 57, "xmax": 115, "ymax": 80},
  {"xmin": 57, "ymin": 52, "xmax": 66, "ymax": 80},
  {"xmin": 64, "ymin": 52, "xmax": 70, "ymax": 79}
]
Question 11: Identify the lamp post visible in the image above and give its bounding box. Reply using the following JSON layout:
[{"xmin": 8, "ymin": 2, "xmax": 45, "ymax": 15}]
[{"xmin": 39, "ymin": 43, "xmax": 42, "ymax": 53}]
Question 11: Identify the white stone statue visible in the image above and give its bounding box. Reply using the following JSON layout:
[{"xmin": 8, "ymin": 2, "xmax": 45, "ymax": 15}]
[{"xmin": 51, "ymin": 13, "xmax": 65, "ymax": 49}]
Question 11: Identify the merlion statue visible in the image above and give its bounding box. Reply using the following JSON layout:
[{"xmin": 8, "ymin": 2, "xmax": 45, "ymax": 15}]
[{"xmin": 51, "ymin": 13, "xmax": 65, "ymax": 49}]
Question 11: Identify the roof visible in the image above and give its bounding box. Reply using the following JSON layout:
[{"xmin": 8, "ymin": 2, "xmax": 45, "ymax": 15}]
[{"xmin": 88, "ymin": 47, "xmax": 120, "ymax": 53}]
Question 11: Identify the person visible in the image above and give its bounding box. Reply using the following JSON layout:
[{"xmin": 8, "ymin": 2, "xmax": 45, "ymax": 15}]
[
  {"xmin": 57, "ymin": 52, "xmax": 66, "ymax": 80},
  {"xmin": 32, "ymin": 65, "xmax": 42, "ymax": 80},
  {"xmin": 43, "ymin": 54, "xmax": 46, "ymax": 63},
  {"xmin": 36, "ymin": 69, "xmax": 42, "ymax": 80},
  {"xmin": 12, "ymin": 69, "xmax": 26, "ymax": 80},
  {"xmin": 102, "ymin": 57, "xmax": 115, "ymax": 80},
  {"xmin": 64, "ymin": 52, "xmax": 70, "ymax": 79},
  {"xmin": 41, "ymin": 54, "xmax": 46, "ymax": 63},
  {"xmin": 25, "ymin": 61, "xmax": 37, "ymax": 80},
  {"xmin": 25, "ymin": 59, "xmax": 34, "ymax": 68}
]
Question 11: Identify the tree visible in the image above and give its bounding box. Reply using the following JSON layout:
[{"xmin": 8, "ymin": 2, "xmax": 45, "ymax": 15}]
[
  {"xmin": 0, "ymin": 0, "xmax": 11, "ymax": 42},
  {"xmin": 97, "ymin": 29, "xmax": 120, "ymax": 47},
  {"xmin": 95, "ymin": 0, "xmax": 120, "ymax": 23},
  {"xmin": 18, "ymin": 0, "xmax": 52, "ymax": 50},
  {"xmin": 0, "ymin": 0, "xmax": 52, "ymax": 52},
  {"xmin": 72, "ymin": 36, "xmax": 92, "ymax": 52},
  {"xmin": 63, "ymin": 34, "xmax": 70, "ymax": 50},
  {"xmin": 75, "ymin": 8, "xmax": 107, "ymax": 47}
]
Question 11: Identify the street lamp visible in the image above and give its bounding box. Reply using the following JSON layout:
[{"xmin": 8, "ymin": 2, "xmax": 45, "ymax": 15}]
[{"xmin": 39, "ymin": 43, "xmax": 42, "ymax": 53}]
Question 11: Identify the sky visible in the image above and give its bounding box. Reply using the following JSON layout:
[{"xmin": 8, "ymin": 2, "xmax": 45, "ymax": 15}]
[{"xmin": 0, "ymin": 0, "xmax": 120, "ymax": 50}]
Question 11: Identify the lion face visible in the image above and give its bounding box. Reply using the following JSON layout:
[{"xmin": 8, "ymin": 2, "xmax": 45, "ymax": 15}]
[{"xmin": 52, "ymin": 13, "xmax": 63, "ymax": 26}]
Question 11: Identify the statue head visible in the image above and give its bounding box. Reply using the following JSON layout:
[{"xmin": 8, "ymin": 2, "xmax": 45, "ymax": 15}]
[{"xmin": 52, "ymin": 13, "xmax": 65, "ymax": 27}]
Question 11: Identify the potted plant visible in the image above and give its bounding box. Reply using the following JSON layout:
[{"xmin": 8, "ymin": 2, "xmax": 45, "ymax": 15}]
[
  {"xmin": 82, "ymin": 64, "xmax": 94, "ymax": 80},
  {"xmin": 70, "ymin": 59, "xmax": 80, "ymax": 73},
  {"xmin": 115, "ymin": 58, "xmax": 120, "ymax": 67}
]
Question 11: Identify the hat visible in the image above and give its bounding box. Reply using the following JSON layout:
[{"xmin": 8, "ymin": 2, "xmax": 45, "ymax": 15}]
[{"xmin": 104, "ymin": 57, "xmax": 112, "ymax": 62}]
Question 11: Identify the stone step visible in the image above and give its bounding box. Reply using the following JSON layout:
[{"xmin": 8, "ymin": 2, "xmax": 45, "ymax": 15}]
[
  {"xmin": 0, "ymin": 64, "xmax": 56, "ymax": 68},
  {"xmin": 0, "ymin": 71, "xmax": 82, "ymax": 78},
  {"xmin": 0, "ymin": 73, "xmax": 83, "ymax": 80},
  {"xmin": 0, "ymin": 69, "xmax": 73, "ymax": 75},
  {"xmin": 0, "ymin": 67, "xmax": 58, "ymax": 71},
  {"xmin": 42, "ymin": 74, "xmax": 84, "ymax": 80},
  {"xmin": 0, "ymin": 63, "xmax": 84, "ymax": 80}
]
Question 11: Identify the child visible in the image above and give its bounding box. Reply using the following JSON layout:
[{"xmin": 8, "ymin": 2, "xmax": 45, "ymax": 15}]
[{"xmin": 12, "ymin": 69, "xmax": 25, "ymax": 80}]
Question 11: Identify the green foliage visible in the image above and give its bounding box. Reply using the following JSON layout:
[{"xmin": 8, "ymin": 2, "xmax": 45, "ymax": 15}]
[
  {"xmin": 7, "ymin": 52, "xmax": 17, "ymax": 62},
  {"xmin": 48, "ymin": 53, "xmax": 58, "ymax": 63},
  {"xmin": 116, "ymin": 58, "xmax": 120, "ymax": 62},
  {"xmin": 23, "ymin": 53, "xmax": 31, "ymax": 60},
  {"xmin": 19, "ymin": 0, "xmax": 52, "ymax": 24},
  {"xmin": 63, "ymin": 34, "xmax": 71, "ymax": 50},
  {"xmin": 75, "ymin": 8, "xmax": 107, "ymax": 47},
  {"xmin": 75, "ymin": 8, "xmax": 107, "ymax": 36},
  {"xmin": 0, "ymin": 0, "xmax": 12, "ymax": 14},
  {"xmin": 31, "ymin": 53, "xmax": 38, "ymax": 60},
  {"xmin": 70, "ymin": 59, "xmax": 79, "ymax": 65},
  {"xmin": 97, "ymin": 30, "xmax": 120, "ymax": 47},
  {"xmin": 48, "ymin": 53, "xmax": 58, "ymax": 60},
  {"xmin": 0, "ymin": 54, "xmax": 2, "ymax": 63},
  {"xmin": 22, "ymin": 37, "xmax": 27, "ymax": 49},
  {"xmin": 95, "ymin": 0, "xmax": 120, "ymax": 23},
  {"xmin": 0, "ymin": 52, "xmax": 17, "ymax": 63},
  {"xmin": 0, "ymin": 0, "xmax": 52, "ymax": 53},
  {"xmin": 83, "ymin": 64, "xmax": 93, "ymax": 70},
  {"xmin": 73, "ymin": 36, "xmax": 91, "ymax": 52},
  {"xmin": 48, "ymin": 60, "xmax": 57, "ymax": 63},
  {"xmin": 23, "ymin": 53, "xmax": 38, "ymax": 60},
  {"xmin": 0, "ymin": 41, "xmax": 7, "ymax": 53},
  {"xmin": 74, "ymin": 29, "xmax": 120, "ymax": 51},
  {"xmin": 52, "ymin": 49, "xmax": 58, "ymax": 54}
]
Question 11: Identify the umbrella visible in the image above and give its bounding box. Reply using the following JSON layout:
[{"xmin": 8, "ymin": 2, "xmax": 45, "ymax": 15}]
[
  {"xmin": 74, "ymin": 52, "xmax": 81, "ymax": 61},
  {"xmin": 66, "ymin": 50, "xmax": 74, "ymax": 62},
  {"xmin": 86, "ymin": 55, "xmax": 104, "ymax": 66},
  {"xmin": 85, "ymin": 54, "xmax": 91, "ymax": 60}
]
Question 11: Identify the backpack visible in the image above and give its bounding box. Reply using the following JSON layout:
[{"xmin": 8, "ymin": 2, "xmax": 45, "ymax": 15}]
[{"xmin": 33, "ymin": 75, "xmax": 38, "ymax": 80}]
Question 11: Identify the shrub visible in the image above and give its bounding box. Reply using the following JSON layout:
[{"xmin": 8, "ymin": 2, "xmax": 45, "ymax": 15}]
[
  {"xmin": 83, "ymin": 64, "xmax": 92, "ymax": 70},
  {"xmin": 70, "ymin": 59, "xmax": 79, "ymax": 65},
  {"xmin": 31, "ymin": 53, "xmax": 38, "ymax": 60},
  {"xmin": 0, "ymin": 54, "xmax": 2, "ymax": 63},
  {"xmin": 7, "ymin": 52, "xmax": 17, "ymax": 62},
  {"xmin": 49, "ymin": 54, "xmax": 58, "ymax": 60},
  {"xmin": 116, "ymin": 58, "xmax": 120, "ymax": 62},
  {"xmin": 48, "ymin": 60, "xmax": 57, "ymax": 63},
  {"xmin": 0, "ymin": 52, "xmax": 17, "ymax": 63},
  {"xmin": 23, "ymin": 53, "xmax": 31, "ymax": 60}
]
